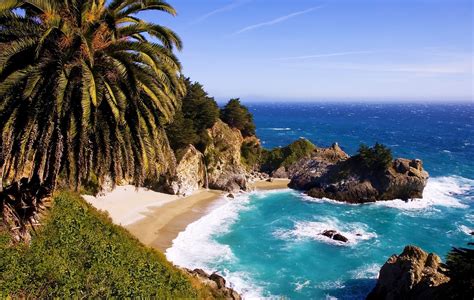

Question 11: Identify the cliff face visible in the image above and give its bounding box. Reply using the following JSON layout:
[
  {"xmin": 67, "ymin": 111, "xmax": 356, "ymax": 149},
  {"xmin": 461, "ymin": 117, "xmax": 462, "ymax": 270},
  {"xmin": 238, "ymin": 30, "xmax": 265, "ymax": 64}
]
[
  {"xmin": 165, "ymin": 119, "xmax": 249, "ymax": 194},
  {"xmin": 288, "ymin": 144, "xmax": 428, "ymax": 203},
  {"xmin": 204, "ymin": 120, "xmax": 248, "ymax": 192},
  {"xmin": 367, "ymin": 245, "xmax": 450, "ymax": 300},
  {"xmin": 168, "ymin": 145, "xmax": 207, "ymax": 196}
]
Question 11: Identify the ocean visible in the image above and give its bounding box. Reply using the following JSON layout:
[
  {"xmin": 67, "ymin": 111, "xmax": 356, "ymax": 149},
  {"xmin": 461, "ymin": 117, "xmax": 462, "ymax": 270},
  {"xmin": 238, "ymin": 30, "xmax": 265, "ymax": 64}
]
[{"xmin": 166, "ymin": 103, "xmax": 474, "ymax": 299}]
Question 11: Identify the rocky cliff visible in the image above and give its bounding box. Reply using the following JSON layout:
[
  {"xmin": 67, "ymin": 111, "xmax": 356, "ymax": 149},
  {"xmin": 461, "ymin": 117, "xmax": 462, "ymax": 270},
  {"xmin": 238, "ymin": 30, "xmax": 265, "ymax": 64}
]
[
  {"xmin": 288, "ymin": 144, "xmax": 428, "ymax": 203},
  {"xmin": 204, "ymin": 120, "xmax": 248, "ymax": 192},
  {"xmin": 367, "ymin": 245, "xmax": 451, "ymax": 300},
  {"xmin": 168, "ymin": 145, "xmax": 207, "ymax": 196},
  {"xmin": 184, "ymin": 268, "xmax": 241, "ymax": 300}
]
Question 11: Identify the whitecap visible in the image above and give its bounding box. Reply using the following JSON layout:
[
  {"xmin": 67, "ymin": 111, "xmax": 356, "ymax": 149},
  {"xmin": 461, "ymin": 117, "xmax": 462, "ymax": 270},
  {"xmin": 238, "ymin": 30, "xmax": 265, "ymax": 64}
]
[
  {"xmin": 457, "ymin": 224, "xmax": 473, "ymax": 236},
  {"xmin": 375, "ymin": 176, "xmax": 472, "ymax": 210},
  {"xmin": 274, "ymin": 217, "xmax": 377, "ymax": 246},
  {"xmin": 265, "ymin": 127, "xmax": 291, "ymax": 131},
  {"xmin": 350, "ymin": 263, "xmax": 381, "ymax": 279},
  {"xmin": 293, "ymin": 280, "xmax": 311, "ymax": 292}
]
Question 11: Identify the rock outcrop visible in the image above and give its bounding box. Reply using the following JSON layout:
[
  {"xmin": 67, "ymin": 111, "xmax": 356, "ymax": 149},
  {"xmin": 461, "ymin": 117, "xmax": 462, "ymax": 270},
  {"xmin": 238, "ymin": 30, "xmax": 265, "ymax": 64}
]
[
  {"xmin": 204, "ymin": 120, "xmax": 248, "ymax": 192},
  {"xmin": 321, "ymin": 230, "xmax": 349, "ymax": 243},
  {"xmin": 288, "ymin": 144, "xmax": 429, "ymax": 203},
  {"xmin": 185, "ymin": 268, "xmax": 241, "ymax": 300},
  {"xmin": 367, "ymin": 245, "xmax": 450, "ymax": 300},
  {"xmin": 168, "ymin": 145, "xmax": 207, "ymax": 196}
]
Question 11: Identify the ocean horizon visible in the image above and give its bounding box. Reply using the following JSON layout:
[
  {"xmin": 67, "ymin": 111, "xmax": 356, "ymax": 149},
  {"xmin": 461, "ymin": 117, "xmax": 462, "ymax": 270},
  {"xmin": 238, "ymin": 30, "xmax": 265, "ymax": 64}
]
[{"xmin": 166, "ymin": 102, "xmax": 474, "ymax": 299}]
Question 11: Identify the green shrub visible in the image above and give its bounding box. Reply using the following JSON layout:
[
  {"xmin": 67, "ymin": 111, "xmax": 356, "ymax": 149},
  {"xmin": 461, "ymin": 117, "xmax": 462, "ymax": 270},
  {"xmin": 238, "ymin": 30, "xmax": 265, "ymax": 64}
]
[
  {"xmin": 166, "ymin": 78, "xmax": 219, "ymax": 152},
  {"xmin": 445, "ymin": 245, "xmax": 474, "ymax": 297},
  {"xmin": 0, "ymin": 191, "xmax": 198, "ymax": 298},
  {"xmin": 241, "ymin": 140, "xmax": 263, "ymax": 169},
  {"xmin": 356, "ymin": 143, "xmax": 393, "ymax": 170},
  {"xmin": 220, "ymin": 98, "xmax": 256, "ymax": 137},
  {"xmin": 261, "ymin": 138, "xmax": 316, "ymax": 172}
]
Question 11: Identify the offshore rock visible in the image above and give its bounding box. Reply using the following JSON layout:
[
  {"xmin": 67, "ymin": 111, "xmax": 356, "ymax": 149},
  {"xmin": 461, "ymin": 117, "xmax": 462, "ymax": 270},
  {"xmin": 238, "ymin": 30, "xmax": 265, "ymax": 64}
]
[
  {"xmin": 204, "ymin": 120, "xmax": 248, "ymax": 192},
  {"xmin": 289, "ymin": 144, "xmax": 429, "ymax": 203},
  {"xmin": 367, "ymin": 245, "xmax": 450, "ymax": 300},
  {"xmin": 321, "ymin": 230, "xmax": 349, "ymax": 243}
]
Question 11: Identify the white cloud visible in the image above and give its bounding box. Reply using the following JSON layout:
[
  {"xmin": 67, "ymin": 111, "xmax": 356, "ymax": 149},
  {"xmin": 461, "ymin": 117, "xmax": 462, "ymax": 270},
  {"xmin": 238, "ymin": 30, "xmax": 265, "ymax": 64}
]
[
  {"xmin": 234, "ymin": 6, "xmax": 323, "ymax": 34},
  {"xmin": 194, "ymin": 0, "xmax": 251, "ymax": 23}
]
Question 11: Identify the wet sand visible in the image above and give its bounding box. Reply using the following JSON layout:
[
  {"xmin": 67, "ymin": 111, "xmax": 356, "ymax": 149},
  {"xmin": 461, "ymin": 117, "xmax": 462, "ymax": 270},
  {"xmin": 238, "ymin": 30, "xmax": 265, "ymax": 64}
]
[{"xmin": 125, "ymin": 189, "xmax": 224, "ymax": 251}]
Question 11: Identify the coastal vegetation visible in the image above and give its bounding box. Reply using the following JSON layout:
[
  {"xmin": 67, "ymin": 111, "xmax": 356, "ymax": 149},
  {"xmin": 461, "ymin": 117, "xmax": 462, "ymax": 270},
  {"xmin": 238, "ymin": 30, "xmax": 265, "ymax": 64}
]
[
  {"xmin": 356, "ymin": 143, "xmax": 393, "ymax": 171},
  {"xmin": 220, "ymin": 98, "xmax": 256, "ymax": 137},
  {"xmin": 0, "ymin": 0, "xmax": 186, "ymax": 239},
  {"xmin": 166, "ymin": 78, "xmax": 219, "ymax": 152},
  {"xmin": 0, "ymin": 191, "xmax": 200, "ymax": 298},
  {"xmin": 260, "ymin": 138, "xmax": 316, "ymax": 173}
]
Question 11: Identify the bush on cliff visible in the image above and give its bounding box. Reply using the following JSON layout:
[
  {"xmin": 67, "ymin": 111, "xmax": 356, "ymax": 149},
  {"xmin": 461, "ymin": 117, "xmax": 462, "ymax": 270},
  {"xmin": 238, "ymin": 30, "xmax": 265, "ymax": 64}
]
[
  {"xmin": 241, "ymin": 139, "xmax": 263, "ymax": 169},
  {"xmin": 166, "ymin": 78, "xmax": 219, "ymax": 152},
  {"xmin": 261, "ymin": 138, "xmax": 316, "ymax": 172},
  {"xmin": 0, "ymin": 191, "xmax": 200, "ymax": 298},
  {"xmin": 445, "ymin": 245, "xmax": 474, "ymax": 298},
  {"xmin": 356, "ymin": 143, "xmax": 393, "ymax": 171},
  {"xmin": 220, "ymin": 98, "xmax": 256, "ymax": 137}
]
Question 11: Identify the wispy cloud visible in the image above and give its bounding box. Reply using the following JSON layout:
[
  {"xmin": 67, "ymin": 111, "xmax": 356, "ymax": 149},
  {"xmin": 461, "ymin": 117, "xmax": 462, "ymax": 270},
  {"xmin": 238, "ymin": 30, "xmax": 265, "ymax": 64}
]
[
  {"xmin": 234, "ymin": 6, "xmax": 323, "ymax": 35},
  {"xmin": 278, "ymin": 50, "xmax": 376, "ymax": 60},
  {"xmin": 194, "ymin": 0, "xmax": 251, "ymax": 24}
]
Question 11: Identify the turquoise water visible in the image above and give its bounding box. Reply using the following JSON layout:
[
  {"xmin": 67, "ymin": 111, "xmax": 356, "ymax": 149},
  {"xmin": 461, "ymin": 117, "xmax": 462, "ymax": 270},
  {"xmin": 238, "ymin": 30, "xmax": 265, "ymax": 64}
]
[{"xmin": 167, "ymin": 103, "xmax": 474, "ymax": 299}]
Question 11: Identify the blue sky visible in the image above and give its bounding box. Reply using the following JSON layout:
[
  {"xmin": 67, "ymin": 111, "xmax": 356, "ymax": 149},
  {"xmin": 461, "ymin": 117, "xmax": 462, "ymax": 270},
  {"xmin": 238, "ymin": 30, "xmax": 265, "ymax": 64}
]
[{"xmin": 142, "ymin": 0, "xmax": 473, "ymax": 102}]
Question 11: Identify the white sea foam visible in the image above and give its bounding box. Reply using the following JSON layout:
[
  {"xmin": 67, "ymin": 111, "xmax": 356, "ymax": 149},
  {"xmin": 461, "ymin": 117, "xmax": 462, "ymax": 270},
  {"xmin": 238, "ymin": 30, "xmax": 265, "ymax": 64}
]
[
  {"xmin": 350, "ymin": 263, "xmax": 381, "ymax": 279},
  {"xmin": 457, "ymin": 224, "xmax": 473, "ymax": 236},
  {"xmin": 274, "ymin": 217, "xmax": 377, "ymax": 246},
  {"xmin": 375, "ymin": 176, "xmax": 472, "ymax": 210},
  {"xmin": 265, "ymin": 127, "xmax": 291, "ymax": 131},
  {"xmin": 165, "ymin": 191, "xmax": 273, "ymax": 298},
  {"xmin": 299, "ymin": 176, "xmax": 472, "ymax": 210},
  {"xmin": 294, "ymin": 280, "xmax": 311, "ymax": 292}
]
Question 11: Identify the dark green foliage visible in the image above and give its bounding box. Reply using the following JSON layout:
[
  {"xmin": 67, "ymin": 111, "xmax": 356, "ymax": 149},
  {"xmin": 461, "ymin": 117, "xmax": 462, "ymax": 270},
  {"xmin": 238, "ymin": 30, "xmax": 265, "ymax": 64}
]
[
  {"xmin": 0, "ymin": 191, "xmax": 197, "ymax": 298},
  {"xmin": 166, "ymin": 111, "xmax": 199, "ymax": 151},
  {"xmin": 181, "ymin": 78, "xmax": 220, "ymax": 132},
  {"xmin": 166, "ymin": 78, "xmax": 219, "ymax": 152},
  {"xmin": 356, "ymin": 143, "xmax": 393, "ymax": 171},
  {"xmin": 445, "ymin": 245, "xmax": 474, "ymax": 297},
  {"xmin": 241, "ymin": 140, "xmax": 263, "ymax": 169},
  {"xmin": 0, "ymin": 0, "xmax": 185, "ymax": 190},
  {"xmin": 220, "ymin": 98, "xmax": 256, "ymax": 137},
  {"xmin": 261, "ymin": 138, "xmax": 316, "ymax": 172}
]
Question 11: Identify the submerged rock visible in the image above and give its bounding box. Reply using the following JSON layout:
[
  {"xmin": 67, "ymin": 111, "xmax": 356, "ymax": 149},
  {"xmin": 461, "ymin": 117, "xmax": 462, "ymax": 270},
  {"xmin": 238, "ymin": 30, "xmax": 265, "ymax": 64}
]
[{"xmin": 367, "ymin": 245, "xmax": 450, "ymax": 300}]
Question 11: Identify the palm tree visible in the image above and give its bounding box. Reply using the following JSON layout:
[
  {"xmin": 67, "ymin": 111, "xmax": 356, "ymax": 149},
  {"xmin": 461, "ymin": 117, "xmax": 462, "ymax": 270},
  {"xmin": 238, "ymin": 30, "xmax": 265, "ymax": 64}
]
[{"xmin": 0, "ymin": 0, "xmax": 185, "ymax": 241}]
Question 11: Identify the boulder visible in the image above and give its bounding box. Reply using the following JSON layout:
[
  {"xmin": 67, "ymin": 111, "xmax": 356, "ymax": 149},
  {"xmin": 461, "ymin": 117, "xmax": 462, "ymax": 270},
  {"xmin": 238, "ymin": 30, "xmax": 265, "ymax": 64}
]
[
  {"xmin": 367, "ymin": 245, "xmax": 450, "ymax": 300},
  {"xmin": 184, "ymin": 268, "xmax": 241, "ymax": 300},
  {"xmin": 271, "ymin": 166, "xmax": 288, "ymax": 178},
  {"xmin": 168, "ymin": 145, "xmax": 206, "ymax": 196},
  {"xmin": 204, "ymin": 120, "xmax": 248, "ymax": 192},
  {"xmin": 321, "ymin": 230, "xmax": 349, "ymax": 243}
]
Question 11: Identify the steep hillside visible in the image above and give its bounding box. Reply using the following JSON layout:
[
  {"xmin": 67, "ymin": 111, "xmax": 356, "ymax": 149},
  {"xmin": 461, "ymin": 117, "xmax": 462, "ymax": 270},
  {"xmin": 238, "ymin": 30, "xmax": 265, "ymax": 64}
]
[{"xmin": 0, "ymin": 192, "xmax": 207, "ymax": 298}]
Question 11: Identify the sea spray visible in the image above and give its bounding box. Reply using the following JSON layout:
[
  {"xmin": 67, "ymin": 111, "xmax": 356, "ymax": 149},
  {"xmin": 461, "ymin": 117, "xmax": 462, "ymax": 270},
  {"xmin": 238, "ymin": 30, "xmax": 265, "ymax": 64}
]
[{"xmin": 166, "ymin": 175, "xmax": 472, "ymax": 298}]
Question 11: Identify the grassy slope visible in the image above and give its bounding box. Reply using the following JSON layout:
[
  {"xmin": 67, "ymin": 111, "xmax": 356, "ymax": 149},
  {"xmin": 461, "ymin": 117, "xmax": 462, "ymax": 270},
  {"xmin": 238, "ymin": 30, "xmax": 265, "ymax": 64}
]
[{"xmin": 0, "ymin": 191, "xmax": 205, "ymax": 298}]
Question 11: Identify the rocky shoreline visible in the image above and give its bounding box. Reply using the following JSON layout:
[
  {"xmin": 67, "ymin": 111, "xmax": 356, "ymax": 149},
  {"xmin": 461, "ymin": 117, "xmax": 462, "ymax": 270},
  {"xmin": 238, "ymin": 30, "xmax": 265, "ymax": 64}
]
[
  {"xmin": 160, "ymin": 117, "xmax": 429, "ymax": 205},
  {"xmin": 367, "ymin": 245, "xmax": 474, "ymax": 300}
]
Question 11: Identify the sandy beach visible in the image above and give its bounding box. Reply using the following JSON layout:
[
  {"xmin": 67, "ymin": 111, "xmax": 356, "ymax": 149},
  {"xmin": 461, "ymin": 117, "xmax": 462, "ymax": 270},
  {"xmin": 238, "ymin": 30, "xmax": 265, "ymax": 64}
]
[{"xmin": 84, "ymin": 179, "xmax": 290, "ymax": 252}]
